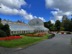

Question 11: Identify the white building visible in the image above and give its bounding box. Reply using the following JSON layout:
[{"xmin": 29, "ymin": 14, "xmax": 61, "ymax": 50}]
[{"xmin": 1, "ymin": 18, "xmax": 49, "ymax": 35}]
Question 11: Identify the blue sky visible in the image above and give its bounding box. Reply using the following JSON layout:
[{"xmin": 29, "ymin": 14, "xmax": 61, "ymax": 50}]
[{"xmin": 0, "ymin": 0, "xmax": 72, "ymax": 23}]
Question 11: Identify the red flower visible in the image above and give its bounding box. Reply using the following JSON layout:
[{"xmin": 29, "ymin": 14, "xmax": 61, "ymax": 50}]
[{"xmin": 0, "ymin": 36, "xmax": 22, "ymax": 41}]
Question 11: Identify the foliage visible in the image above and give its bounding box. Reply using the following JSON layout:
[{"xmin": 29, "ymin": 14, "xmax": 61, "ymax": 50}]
[
  {"xmin": 62, "ymin": 16, "xmax": 71, "ymax": 31},
  {"xmin": 50, "ymin": 25, "xmax": 56, "ymax": 31},
  {"xmin": 48, "ymin": 34, "xmax": 55, "ymax": 39},
  {"xmin": 66, "ymin": 31, "xmax": 71, "ymax": 34},
  {"xmin": 0, "ymin": 18, "xmax": 1, "ymax": 22},
  {"xmin": 0, "ymin": 30, "xmax": 7, "ymax": 37},
  {"xmin": 44, "ymin": 21, "xmax": 53, "ymax": 31},
  {"xmin": 55, "ymin": 20, "xmax": 61, "ymax": 31},
  {"xmin": 2, "ymin": 24, "xmax": 10, "ymax": 36},
  {"xmin": 60, "ymin": 27, "xmax": 64, "ymax": 31},
  {"xmin": 44, "ymin": 15, "xmax": 72, "ymax": 32}
]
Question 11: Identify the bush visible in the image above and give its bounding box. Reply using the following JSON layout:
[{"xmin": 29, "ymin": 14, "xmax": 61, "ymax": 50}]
[
  {"xmin": 1, "ymin": 24, "xmax": 10, "ymax": 36},
  {"xmin": 48, "ymin": 34, "xmax": 55, "ymax": 39},
  {"xmin": 0, "ymin": 30, "xmax": 7, "ymax": 37},
  {"xmin": 66, "ymin": 31, "xmax": 71, "ymax": 34}
]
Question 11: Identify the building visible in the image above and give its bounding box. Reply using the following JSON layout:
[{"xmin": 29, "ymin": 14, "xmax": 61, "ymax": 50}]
[{"xmin": 1, "ymin": 18, "xmax": 49, "ymax": 35}]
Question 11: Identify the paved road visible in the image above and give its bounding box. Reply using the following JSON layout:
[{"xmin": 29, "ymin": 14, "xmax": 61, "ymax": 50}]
[{"xmin": 0, "ymin": 34, "xmax": 72, "ymax": 54}]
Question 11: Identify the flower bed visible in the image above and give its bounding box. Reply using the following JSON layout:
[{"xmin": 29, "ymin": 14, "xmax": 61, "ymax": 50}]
[
  {"xmin": 0, "ymin": 36, "xmax": 22, "ymax": 41},
  {"xmin": 26, "ymin": 32, "xmax": 47, "ymax": 37}
]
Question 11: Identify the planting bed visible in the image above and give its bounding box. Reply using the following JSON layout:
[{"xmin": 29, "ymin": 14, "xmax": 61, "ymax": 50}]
[{"xmin": 0, "ymin": 36, "xmax": 22, "ymax": 41}]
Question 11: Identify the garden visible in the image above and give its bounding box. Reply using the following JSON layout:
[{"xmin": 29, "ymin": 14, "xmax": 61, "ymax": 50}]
[
  {"xmin": 0, "ymin": 18, "xmax": 55, "ymax": 48},
  {"xmin": 0, "ymin": 33, "xmax": 54, "ymax": 48}
]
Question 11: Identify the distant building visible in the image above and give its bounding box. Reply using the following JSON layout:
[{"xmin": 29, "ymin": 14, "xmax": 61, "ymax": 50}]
[{"xmin": 1, "ymin": 18, "xmax": 49, "ymax": 35}]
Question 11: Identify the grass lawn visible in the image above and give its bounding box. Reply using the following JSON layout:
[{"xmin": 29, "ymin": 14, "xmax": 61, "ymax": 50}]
[{"xmin": 0, "ymin": 34, "xmax": 50, "ymax": 48}]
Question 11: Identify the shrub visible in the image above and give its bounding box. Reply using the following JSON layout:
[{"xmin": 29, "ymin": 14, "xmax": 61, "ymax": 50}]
[
  {"xmin": 48, "ymin": 34, "xmax": 55, "ymax": 39},
  {"xmin": 66, "ymin": 31, "xmax": 71, "ymax": 34},
  {"xmin": 1, "ymin": 24, "xmax": 10, "ymax": 36},
  {"xmin": 0, "ymin": 30, "xmax": 7, "ymax": 37},
  {"xmin": 61, "ymin": 31, "xmax": 64, "ymax": 34}
]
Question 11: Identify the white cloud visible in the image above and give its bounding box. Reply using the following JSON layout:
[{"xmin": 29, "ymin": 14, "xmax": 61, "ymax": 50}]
[
  {"xmin": 51, "ymin": 10, "xmax": 63, "ymax": 20},
  {"xmin": 0, "ymin": 4, "xmax": 19, "ymax": 15},
  {"xmin": 45, "ymin": 0, "xmax": 72, "ymax": 21},
  {"xmin": 0, "ymin": 0, "xmax": 26, "ymax": 8},
  {"xmin": 0, "ymin": 4, "xmax": 35, "ymax": 20},
  {"xmin": 45, "ymin": 0, "xmax": 72, "ymax": 11},
  {"xmin": 46, "ymin": 0, "xmax": 54, "ymax": 7},
  {"xmin": 64, "ymin": 12, "xmax": 72, "ymax": 16},
  {"xmin": 51, "ymin": 10, "xmax": 72, "ymax": 21},
  {"xmin": 51, "ymin": 20, "xmax": 55, "ymax": 24},
  {"xmin": 39, "ymin": 17, "xmax": 46, "ymax": 22},
  {"xmin": 0, "ymin": 0, "xmax": 46, "ymax": 21}
]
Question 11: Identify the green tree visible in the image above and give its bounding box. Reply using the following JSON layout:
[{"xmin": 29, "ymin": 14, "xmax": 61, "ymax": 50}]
[
  {"xmin": 50, "ymin": 24, "xmax": 56, "ymax": 31},
  {"xmin": 55, "ymin": 20, "xmax": 61, "ymax": 31},
  {"xmin": 69, "ymin": 18, "xmax": 72, "ymax": 31},
  {"xmin": 0, "ymin": 18, "xmax": 1, "ymax": 22},
  {"xmin": 44, "ymin": 21, "xmax": 53, "ymax": 31},
  {"xmin": 2, "ymin": 24, "xmax": 10, "ymax": 36},
  {"xmin": 62, "ymin": 17, "xmax": 71, "ymax": 31},
  {"xmin": 0, "ymin": 18, "xmax": 3, "ymax": 29},
  {"xmin": 0, "ymin": 30, "xmax": 7, "ymax": 37},
  {"xmin": 60, "ymin": 27, "xmax": 64, "ymax": 31}
]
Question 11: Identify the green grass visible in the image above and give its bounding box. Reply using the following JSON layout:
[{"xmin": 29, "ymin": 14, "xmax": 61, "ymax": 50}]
[{"xmin": 0, "ymin": 34, "xmax": 50, "ymax": 48}]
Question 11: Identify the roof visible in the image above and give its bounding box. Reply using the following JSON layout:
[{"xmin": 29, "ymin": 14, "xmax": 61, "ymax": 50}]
[{"xmin": 28, "ymin": 18, "xmax": 44, "ymax": 26}]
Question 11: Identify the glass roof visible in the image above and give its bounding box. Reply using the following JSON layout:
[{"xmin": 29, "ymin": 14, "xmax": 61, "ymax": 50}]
[{"xmin": 9, "ymin": 23, "xmax": 34, "ymax": 31}]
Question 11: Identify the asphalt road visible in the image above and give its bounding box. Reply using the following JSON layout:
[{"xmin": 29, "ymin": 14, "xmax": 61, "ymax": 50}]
[{"xmin": 0, "ymin": 34, "xmax": 72, "ymax": 54}]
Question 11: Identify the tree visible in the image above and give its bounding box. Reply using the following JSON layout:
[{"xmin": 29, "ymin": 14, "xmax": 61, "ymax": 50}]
[
  {"xmin": 69, "ymin": 18, "xmax": 72, "ymax": 31},
  {"xmin": 0, "ymin": 18, "xmax": 1, "ymax": 22},
  {"xmin": 60, "ymin": 27, "xmax": 64, "ymax": 31},
  {"xmin": 0, "ymin": 18, "xmax": 3, "ymax": 29},
  {"xmin": 2, "ymin": 24, "xmax": 10, "ymax": 36},
  {"xmin": 0, "ymin": 30, "xmax": 7, "ymax": 37},
  {"xmin": 55, "ymin": 20, "xmax": 61, "ymax": 31},
  {"xmin": 44, "ymin": 21, "xmax": 53, "ymax": 31},
  {"xmin": 50, "ymin": 24, "xmax": 56, "ymax": 31},
  {"xmin": 61, "ymin": 15, "xmax": 72, "ymax": 31}
]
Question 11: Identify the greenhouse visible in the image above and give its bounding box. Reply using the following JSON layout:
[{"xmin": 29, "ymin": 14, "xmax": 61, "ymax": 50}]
[{"xmin": 1, "ymin": 18, "xmax": 49, "ymax": 35}]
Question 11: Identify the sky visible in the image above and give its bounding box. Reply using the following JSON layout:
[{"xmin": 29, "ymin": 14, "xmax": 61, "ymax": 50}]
[{"xmin": 0, "ymin": 0, "xmax": 72, "ymax": 24}]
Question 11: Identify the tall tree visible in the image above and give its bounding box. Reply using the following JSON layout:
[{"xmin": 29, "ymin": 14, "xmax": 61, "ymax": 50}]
[
  {"xmin": 55, "ymin": 20, "xmax": 61, "ymax": 31},
  {"xmin": 62, "ymin": 16, "xmax": 71, "ymax": 31},
  {"xmin": 69, "ymin": 18, "xmax": 72, "ymax": 31},
  {"xmin": 0, "ymin": 18, "xmax": 1, "ymax": 22},
  {"xmin": 44, "ymin": 21, "xmax": 53, "ymax": 31},
  {"xmin": 0, "ymin": 18, "xmax": 3, "ymax": 29}
]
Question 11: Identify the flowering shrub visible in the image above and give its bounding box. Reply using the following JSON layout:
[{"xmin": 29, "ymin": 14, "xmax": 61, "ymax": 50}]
[
  {"xmin": 26, "ymin": 32, "xmax": 47, "ymax": 37},
  {"xmin": 0, "ymin": 36, "xmax": 22, "ymax": 41},
  {"xmin": 61, "ymin": 31, "xmax": 64, "ymax": 34}
]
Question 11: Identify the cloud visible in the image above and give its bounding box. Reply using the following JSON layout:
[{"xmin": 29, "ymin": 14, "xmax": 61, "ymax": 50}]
[
  {"xmin": 45, "ymin": 0, "xmax": 72, "ymax": 21},
  {"xmin": 51, "ymin": 10, "xmax": 63, "ymax": 20},
  {"xmin": 45, "ymin": 0, "xmax": 72, "ymax": 11},
  {"xmin": 0, "ymin": 0, "xmax": 26, "ymax": 8},
  {"xmin": 51, "ymin": 9, "xmax": 72, "ymax": 21},
  {"xmin": 0, "ymin": 4, "xmax": 19, "ymax": 15},
  {"xmin": 51, "ymin": 20, "xmax": 55, "ymax": 24},
  {"xmin": 0, "ymin": 0, "xmax": 46, "ymax": 21},
  {"xmin": 39, "ymin": 17, "xmax": 46, "ymax": 22},
  {"xmin": 0, "ymin": 4, "xmax": 35, "ymax": 20}
]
